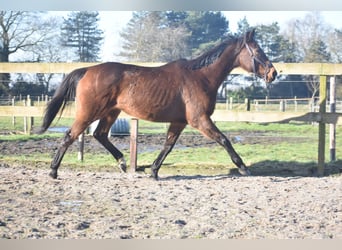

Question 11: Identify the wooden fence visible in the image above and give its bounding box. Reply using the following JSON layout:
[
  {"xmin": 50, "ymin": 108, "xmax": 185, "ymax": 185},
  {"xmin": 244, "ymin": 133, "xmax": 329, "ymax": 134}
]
[{"xmin": 1, "ymin": 62, "xmax": 342, "ymax": 175}]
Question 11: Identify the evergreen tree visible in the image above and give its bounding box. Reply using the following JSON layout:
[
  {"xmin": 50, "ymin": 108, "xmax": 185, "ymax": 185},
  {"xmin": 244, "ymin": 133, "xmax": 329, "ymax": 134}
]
[
  {"xmin": 185, "ymin": 11, "xmax": 229, "ymax": 56},
  {"xmin": 255, "ymin": 23, "xmax": 287, "ymax": 62},
  {"xmin": 235, "ymin": 17, "xmax": 250, "ymax": 36},
  {"xmin": 61, "ymin": 11, "xmax": 103, "ymax": 62},
  {"xmin": 164, "ymin": 11, "xmax": 188, "ymax": 27},
  {"xmin": 304, "ymin": 39, "xmax": 331, "ymax": 62}
]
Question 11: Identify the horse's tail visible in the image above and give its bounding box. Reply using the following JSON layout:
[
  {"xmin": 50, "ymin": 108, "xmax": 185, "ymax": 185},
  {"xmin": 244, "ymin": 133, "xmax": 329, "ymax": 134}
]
[{"xmin": 37, "ymin": 67, "xmax": 87, "ymax": 134}]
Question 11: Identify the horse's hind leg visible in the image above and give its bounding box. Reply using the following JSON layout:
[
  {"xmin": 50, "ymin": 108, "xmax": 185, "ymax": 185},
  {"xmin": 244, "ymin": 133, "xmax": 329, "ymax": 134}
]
[
  {"xmin": 93, "ymin": 110, "xmax": 127, "ymax": 172},
  {"xmin": 192, "ymin": 116, "xmax": 251, "ymax": 176},
  {"xmin": 50, "ymin": 121, "xmax": 90, "ymax": 179},
  {"xmin": 151, "ymin": 122, "xmax": 186, "ymax": 180}
]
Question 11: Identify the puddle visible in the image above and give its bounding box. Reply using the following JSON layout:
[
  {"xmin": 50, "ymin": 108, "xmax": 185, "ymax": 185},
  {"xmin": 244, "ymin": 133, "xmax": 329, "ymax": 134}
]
[
  {"xmin": 59, "ymin": 200, "xmax": 83, "ymax": 212},
  {"xmin": 48, "ymin": 127, "xmax": 69, "ymax": 133}
]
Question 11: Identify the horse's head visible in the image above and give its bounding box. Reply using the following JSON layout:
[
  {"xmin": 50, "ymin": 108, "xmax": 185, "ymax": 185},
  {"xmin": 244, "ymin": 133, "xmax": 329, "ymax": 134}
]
[{"xmin": 238, "ymin": 29, "xmax": 277, "ymax": 83}]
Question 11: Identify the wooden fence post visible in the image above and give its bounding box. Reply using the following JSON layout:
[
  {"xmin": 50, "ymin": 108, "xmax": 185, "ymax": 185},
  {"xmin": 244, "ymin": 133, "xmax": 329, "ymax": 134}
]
[
  {"xmin": 329, "ymin": 76, "xmax": 336, "ymax": 162},
  {"xmin": 23, "ymin": 99, "xmax": 26, "ymax": 134},
  {"xmin": 78, "ymin": 132, "xmax": 85, "ymax": 161},
  {"xmin": 245, "ymin": 98, "xmax": 250, "ymax": 111},
  {"xmin": 130, "ymin": 118, "xmax": 139, "ymax": 172},
  {"xmin": 280, "ymin": 99, "xmax": 286, "ymax": 112},
  {"xmin": 318, "ymin": 75, "xmax": 327, "ymax": 176},
  {"xmin": 12, "ymin": 98, "xmax": 16, "ymax": 128}
]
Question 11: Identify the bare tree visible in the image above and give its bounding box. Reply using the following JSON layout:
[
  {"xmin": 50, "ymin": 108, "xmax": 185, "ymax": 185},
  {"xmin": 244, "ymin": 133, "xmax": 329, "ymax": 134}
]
[
  {"xmin": 283, "ymin": 12, "xmax": 331, "ymax": 62},
  {"xmin": 31, "ymin": 16, "xmax": 67, "ymax": 94},
  {"xmin": 120, "ymin": 12, "xmax": 190, "ymax": 62},
  {"xmin": 0, "ymin": 11, "xmax": 56, "ymax": 95},
  {"xmin": 283, "ymin": 12, "xmax": 332, "ymax": 99},
  {"xmin": 328, "ymin": 29, "xmax": 342, "ymax": 63}
]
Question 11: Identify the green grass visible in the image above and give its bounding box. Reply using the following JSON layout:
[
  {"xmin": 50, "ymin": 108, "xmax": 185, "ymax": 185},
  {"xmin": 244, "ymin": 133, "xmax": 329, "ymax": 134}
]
[{"xmin": 1, "ymin": 117, "xmax": 341, "ymax": 177}]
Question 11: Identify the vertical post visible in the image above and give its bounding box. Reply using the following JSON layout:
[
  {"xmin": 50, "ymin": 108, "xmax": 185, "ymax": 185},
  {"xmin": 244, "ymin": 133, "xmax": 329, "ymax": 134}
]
[
  {"xmin": 255, "ymin": 100, "xmax": 259, "ymax": 111},
  {"xmin": 280, "ymin": 99, "xmax": 285, "ymax": 112},
  {"xmin": 130, "ymin": 118, "xmax": 139, "ymax": 172},
  {"xmin": 12, "ymin": 98, "xmax": 16, "ymax": 128},
  {"xmin": 244, "ymin": 98, "xmax": 250, "ymax": 111},
  {"xmin": 27, "ymin": 95, "xmax": 32, "ymax": 135},
  {"xmin": 22, "ymin": 95, "xmax": 33, "ymax": 134},
  {"xmin": 229, "ymin": 97, "xmax": 233, "ymax": 110},
  {"xmin": 329, "ymin": 76, "xmax": 336, "ymax": 162},
  {"xmin": 78, "ymin": 132, "xmax": 85, "ymax": 161},
  {"xmin": 23, "ymin": 99, "xmax": 27, "ymax": 134},
  {"xmin": 318, "ymin": 75, "xmax": 327, "ymax": 176}
]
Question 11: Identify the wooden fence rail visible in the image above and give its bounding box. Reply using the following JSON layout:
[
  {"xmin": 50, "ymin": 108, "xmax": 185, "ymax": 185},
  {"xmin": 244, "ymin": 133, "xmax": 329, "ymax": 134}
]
[{"xmin": 1, "ymin": 62, "xmax": 342, "ymax": 176}]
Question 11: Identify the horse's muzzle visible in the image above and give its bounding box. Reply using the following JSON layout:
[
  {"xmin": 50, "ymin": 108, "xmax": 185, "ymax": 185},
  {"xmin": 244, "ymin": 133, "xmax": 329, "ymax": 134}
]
[{"xmin": 266, "ymin": 66, "xmax": 277, "ymax": 83}]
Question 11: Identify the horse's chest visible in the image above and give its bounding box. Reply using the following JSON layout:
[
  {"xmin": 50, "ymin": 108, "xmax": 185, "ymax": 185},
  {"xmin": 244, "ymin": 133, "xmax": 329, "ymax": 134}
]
[{"xmin": 183, "ymin": 84, "xmax": 216, "ymax": 112}]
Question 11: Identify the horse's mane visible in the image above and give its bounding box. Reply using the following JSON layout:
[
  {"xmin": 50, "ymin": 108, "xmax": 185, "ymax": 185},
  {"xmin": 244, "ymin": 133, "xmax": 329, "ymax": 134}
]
[{"xmin": 186, "ymin": 35, "xmax": 241, "ymax": 70}]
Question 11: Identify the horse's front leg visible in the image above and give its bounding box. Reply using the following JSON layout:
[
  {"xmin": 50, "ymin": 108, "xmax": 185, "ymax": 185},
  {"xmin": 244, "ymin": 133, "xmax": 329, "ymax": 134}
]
[
  {"xmin": 192, "ymin": 117, "xmax": 251, "ymax": 176},
  {"xmin": 151, "ymin": 122, "xmax": 186, "ymax": 180}
]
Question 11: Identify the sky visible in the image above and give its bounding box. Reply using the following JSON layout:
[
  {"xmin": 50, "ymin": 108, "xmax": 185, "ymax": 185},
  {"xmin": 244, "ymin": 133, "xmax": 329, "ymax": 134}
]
[{"xmin": 50, "ymin": 11, "xmax": 342, "ymax": 61}]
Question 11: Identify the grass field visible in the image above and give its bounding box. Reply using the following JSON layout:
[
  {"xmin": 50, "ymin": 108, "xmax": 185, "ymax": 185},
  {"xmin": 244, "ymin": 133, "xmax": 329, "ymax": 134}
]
[{"xmin": 1, "ymin": 116, "xmax": 341, "ymax": 176}]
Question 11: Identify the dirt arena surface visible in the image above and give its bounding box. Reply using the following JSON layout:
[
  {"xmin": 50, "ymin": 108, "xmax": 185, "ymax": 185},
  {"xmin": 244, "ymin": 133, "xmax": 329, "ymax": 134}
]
[
  {"xmin": 0, "ymin": 165, "xmax": 341, "ymax": 239},
  {"xmin": 0, "ymin": 133, "xmax": 341, "ymax": 239}
]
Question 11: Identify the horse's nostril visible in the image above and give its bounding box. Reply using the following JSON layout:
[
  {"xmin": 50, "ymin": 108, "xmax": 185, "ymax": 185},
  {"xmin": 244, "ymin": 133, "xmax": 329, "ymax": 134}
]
[{"xmin": 272, "ymin": 70, "xmax": 277, "ymax": 79}]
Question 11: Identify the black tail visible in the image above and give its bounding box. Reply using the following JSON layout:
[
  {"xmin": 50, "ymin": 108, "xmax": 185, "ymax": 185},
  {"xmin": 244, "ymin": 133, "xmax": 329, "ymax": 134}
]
[{"xmin": 37, "ymin": 67, "xmax": 87, "ymax": 134}]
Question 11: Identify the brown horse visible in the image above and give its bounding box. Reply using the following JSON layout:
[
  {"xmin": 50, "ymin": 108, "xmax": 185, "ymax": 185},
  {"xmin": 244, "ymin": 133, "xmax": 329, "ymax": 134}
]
[{"xmin": 39, "ymin": 29, "xmax": 277, "ymax": 179}]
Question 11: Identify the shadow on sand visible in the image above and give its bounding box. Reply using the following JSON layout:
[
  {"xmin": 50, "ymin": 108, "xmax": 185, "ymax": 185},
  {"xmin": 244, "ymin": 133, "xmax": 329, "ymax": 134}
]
[{"xmin": 138, "ymin": 160, "xmax": 342, "ymax": 181}]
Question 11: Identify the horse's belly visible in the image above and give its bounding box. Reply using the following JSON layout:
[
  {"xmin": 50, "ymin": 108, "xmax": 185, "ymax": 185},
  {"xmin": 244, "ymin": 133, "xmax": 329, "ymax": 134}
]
[
  {"xmin": 120, "ymin": 103, "xmax": 185, "ymax": 123},
  {"xmin": 116, "ymin": 77, "xmax": 186, "ymax": 122}
]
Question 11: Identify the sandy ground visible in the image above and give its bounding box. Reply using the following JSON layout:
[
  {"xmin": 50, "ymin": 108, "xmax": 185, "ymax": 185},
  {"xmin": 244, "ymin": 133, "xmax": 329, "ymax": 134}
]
[
  {"xmin": 0, "ymin": 133, "xmax": 341, "ymax": 239},
  {"xmin": 0, "ymin": 162, "xmax": 341, "ymax": 239}
]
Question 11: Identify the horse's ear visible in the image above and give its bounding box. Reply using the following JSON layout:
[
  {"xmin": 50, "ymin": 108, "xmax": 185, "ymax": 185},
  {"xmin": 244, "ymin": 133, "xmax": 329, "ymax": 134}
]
[{"xmin": 244, "ymin": 29, "xmax": 256, "ymax": 43}]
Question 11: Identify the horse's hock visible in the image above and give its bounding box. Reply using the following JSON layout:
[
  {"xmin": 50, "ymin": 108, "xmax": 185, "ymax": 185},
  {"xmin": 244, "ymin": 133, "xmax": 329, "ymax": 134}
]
[{"xmin": 89, "ymin": 118, "xmax": 130, "ymax": 136}]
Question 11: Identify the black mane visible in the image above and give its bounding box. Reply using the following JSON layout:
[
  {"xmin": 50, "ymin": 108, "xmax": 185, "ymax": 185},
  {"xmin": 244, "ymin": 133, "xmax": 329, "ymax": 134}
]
[{"xmin": 186, "ymin": 35, "xmax": 240, "ymax": 70}]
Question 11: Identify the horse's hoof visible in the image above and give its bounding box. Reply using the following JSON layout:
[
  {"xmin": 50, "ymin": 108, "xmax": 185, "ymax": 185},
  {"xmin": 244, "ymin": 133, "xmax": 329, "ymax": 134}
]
[
  {"xmin": 150, "ymin": 170, "xmax": 159, "ymax": 180},
  {"xmin": 238, "ymin": 167, "xmax": 251, "ymax": 176},
  {"xmin": 118, "ymin": 158, "xmax": 127, "ymax": 173},
  {"xmin": 150, "ymin": 174, "xmax": 159, "ymax": 180},
  {"xmin": 49, "ymin": 171, "xmax": 58, "ymax": 179}
]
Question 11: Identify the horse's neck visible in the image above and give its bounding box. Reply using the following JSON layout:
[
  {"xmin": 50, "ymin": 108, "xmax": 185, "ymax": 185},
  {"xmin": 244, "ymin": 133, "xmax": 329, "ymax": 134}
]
[{"xmin": 199, "ymin": 45, "xmax": 239, "ymax": 90}]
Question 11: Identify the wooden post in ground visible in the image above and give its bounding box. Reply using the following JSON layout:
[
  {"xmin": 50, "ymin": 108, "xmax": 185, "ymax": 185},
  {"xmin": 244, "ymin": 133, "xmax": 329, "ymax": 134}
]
[
  {"xmin": 78, "ymin": 132, "xmax": 85, "ymax": 161},
  {"xmin": 280, "ymin": 99, "xmax": 286, "ymax": 112},
  {"xmin": 329, "ymin": 76, "xmax": 336, "ymax": 162},
  {"xmin": 12, "ymin": 98, "xmax": 16, "ymax": 128},
  {"xmin": 245, "ymin": 98, "xmax": 250, "ymax": 111},
  {"xmin": 130, "ymin": 118, "xmax": 139, "ymax": 172},
  {"xmin": 318, "ymin": 75, "xmax": 327, "ymax": 176},
  {"xmin": 23, "ymin": 99, "xmax": 27, "ymax": 134}
]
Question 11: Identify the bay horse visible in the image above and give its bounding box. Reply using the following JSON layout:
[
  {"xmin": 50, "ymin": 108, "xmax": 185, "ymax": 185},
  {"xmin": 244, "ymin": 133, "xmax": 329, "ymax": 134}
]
[{"xmin": 38, "ymin": 29, "xmax": 277, "ymax": 180}]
